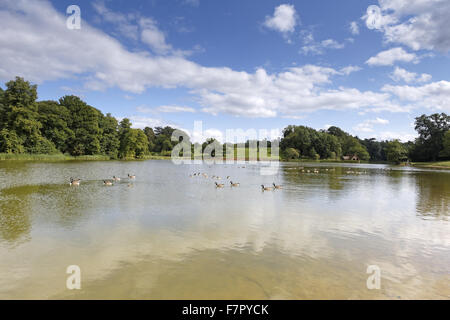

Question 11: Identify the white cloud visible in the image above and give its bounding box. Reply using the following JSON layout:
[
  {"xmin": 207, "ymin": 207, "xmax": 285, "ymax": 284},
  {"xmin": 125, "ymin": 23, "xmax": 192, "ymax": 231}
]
[
  {"xmin": 156, "ymin": 105, "xmax": 196, "ymax": 113},
  {"xmin": 127, "ymin": 116, "xmax": 167, "ymax": 129},
  {"xmin": 340, "ymin": 66, "xmax": 362, "ymax": 75},
  {"xmin": 300, "ymin": 32, "xmax": 345, "ymax": 55},
  {"xmin": 139, "ymin": 18, "xmax": 172, "ymax": 54},
  {"xmin": 350, "ymin": 21, "xmax": 359, "ymax": 35},
  {"xmin": 0, "ymin": 0, "xmax": 435, "ymax": 119},
  {"xmin": 382, "ymin": 81, "xmax": 450, "ymax": 112},
  {"xmin": 321, "ymin": 39, "xmax": 345, "ymax": 49},
  {"xmin": 92, "ymin": 1, "xmax": 139, "ymax": 40},
  {"xmin": 264, "ymin": 4, "xmax": 298, "ymax": 35},
  {"xmin": 390, "ymin": 67, "xmax": 431, "ymax": 83},
  {"xmin": 353, "ymin": 117, "xmax": 390, "ymax": 133},
  {"xmin": 137, "ymin": 105, "xmax": 196, "ymax": 114},
  {"xmin": 366, "ymin": 47, "xmax": 418, "ymax": 66},
  {"xmin": 376, "ymin": 131, "xmax": 417, "ymax": 142},
  {"xmin": 363, "ymin": 1, "xmax": 450, "ymax": 52}
]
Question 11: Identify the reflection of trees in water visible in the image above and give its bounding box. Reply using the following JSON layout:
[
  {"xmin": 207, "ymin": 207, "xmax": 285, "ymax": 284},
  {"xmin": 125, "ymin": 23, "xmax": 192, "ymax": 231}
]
[
  {"xmin": 415, "ymin": 173, "xmax": 450, "ymax": 220},
  {"xmin": 281, "ymin": 166, "xmax": 352, "ymax": 201},
  {"xmin": 0, "ymin": 196, "xmax": 31, "ymax": 244},
  {"xmin": 0, "ymin": 183, "xmax": 93, "ymax": 245}
]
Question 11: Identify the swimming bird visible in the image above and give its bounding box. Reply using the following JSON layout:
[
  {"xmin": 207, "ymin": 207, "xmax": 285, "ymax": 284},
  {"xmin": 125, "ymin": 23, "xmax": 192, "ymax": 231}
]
[
  {"xmin": 70, "ymin": 178, "xmax": 81, "ymax": 186},
  {"xmin": 103, "ymin": 180, "xmax": 113, "ymax": 186},
  {"xmin": 230, "ymin": 181, "xmax": 240, "ymax": 187},
  {"xmin": 261, "ymin": 184, "xmax": 273, "ymax": 191},
  {"xmin": 227, "ymin": 176, "xmax": 231, "ymax": 179},
  {"xmin": 215, "ymin": 182, "xmax": 225, "ymax": 188},
  {"xmin": 113, "ymin": 176, "xmax": 121, "ymax": 181},
  {"xmin": 273, "ymin": 183, "xmax": 282, "ymax": 189},
  {"xmin": 128, "ymin": 174, "xmax": 136, "ymax": 180}
]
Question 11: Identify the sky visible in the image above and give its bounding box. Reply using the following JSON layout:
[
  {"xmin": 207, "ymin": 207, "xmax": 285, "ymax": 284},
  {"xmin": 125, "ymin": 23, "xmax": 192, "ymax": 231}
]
[{"xmin": 0, "ymin": 0, "xmax": 449, "ymax": 143}]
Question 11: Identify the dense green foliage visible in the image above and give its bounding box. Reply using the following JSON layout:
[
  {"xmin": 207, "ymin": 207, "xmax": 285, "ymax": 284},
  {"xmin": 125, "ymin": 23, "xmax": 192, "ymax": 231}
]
[
  {"xmin": 409, "ymin": 113, "xmax": 450, "ymax": 161},
  {"xmin": 1, "ymin": 77, "xmax": 448, "ymax": 163},
  {"xmin": 0, "ymin": 77, "xmax": 176, "ymax": 159}
]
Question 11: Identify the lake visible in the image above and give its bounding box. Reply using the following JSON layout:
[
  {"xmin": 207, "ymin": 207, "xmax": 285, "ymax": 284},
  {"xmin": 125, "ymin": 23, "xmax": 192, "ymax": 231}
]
[{"xmin": 0, "ymin": 160, "xmax": 448, "ymax": 299}]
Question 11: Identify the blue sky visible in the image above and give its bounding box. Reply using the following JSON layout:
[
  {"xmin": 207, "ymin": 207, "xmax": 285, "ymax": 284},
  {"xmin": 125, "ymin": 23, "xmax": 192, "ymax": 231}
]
[{"xmin": 1, "ymin": 0, "xmax": 449, "ymax": 142}]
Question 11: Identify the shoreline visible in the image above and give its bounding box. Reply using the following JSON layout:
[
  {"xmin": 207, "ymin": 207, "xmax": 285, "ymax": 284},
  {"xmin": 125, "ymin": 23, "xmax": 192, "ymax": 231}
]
[{"xmin": 1, "ymin": 153, "xmax": 449, "ymax": 169}]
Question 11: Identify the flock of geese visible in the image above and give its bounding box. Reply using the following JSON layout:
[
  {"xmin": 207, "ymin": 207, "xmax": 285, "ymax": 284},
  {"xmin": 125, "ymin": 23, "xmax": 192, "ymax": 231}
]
[
  {"xmin": 69, "ymin": 174, "xmax": 136, "ymax": 186},
  {"xmin": 189, "ymin": 172, "xmax": 282, "ymax": 191},
  {"xmin": 285, "ymin": 167, "xmax": 369, "ymax": 175}
]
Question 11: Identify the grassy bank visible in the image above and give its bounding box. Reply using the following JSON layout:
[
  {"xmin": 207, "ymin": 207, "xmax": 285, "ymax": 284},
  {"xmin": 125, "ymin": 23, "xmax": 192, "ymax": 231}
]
[
  {"xmin": 411, "ymin": 161, "xmax": 450, "ymax": 169},
  {"xmin": 0, "ymin": 153, "xmax": 111, "ymax": 161}
]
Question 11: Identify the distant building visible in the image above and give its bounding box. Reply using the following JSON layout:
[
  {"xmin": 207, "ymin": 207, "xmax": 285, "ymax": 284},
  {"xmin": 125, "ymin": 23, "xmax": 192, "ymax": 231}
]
[{"xmin": 343, "ymin": 154, "xmax": 359, "ymax": 161}]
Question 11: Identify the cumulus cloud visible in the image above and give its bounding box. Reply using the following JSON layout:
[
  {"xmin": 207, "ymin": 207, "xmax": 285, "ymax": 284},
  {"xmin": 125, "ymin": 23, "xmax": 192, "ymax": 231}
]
[
  {"xmin": 353, "ymin": 117, "xmax": 389, "ymax": 133},
  {"xmin": 137, "ymin": 105, "xmax": 196, "ymax": 114},
  {"xmin": 350, "ymin": 21, "xmax": 359, "ymax": 35},
  {"xmin": 300, "ymin": 32, "xmax": 345, "ymax": 55},
  {"xmin": 363, "ymin": 0, "xmax": 450, "ymax": 52},
  {"xmin": 377, "ymin": 131, "xmax": 417, "ymax": 142},
  {"xmin": 366, "ymin": 47, "xmax": 419, "ymax": 66},
  {"xmin": 382, "ymin": 81, "xmax": 450, "ymax": 112},
  {"xmin": 390, "ymin": 67, "xmax": 431, "ymax": 83},
  {"xmin": 126, "ymin": 116, "xmax": 168, "ymax": 129},
  {"xmin": 264, "ymin": 4, "xmax": 298, "ymax": 35},
  {"xmin": 340, "ymin": 66, "xmax": 362, "ymax": 75},
  {"xmin": 0, "ymin": 0, "xmax": 442, "ymax": 119}
]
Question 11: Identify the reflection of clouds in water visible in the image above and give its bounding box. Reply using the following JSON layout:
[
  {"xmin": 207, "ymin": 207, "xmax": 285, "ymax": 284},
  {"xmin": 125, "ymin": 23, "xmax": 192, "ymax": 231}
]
[{"xmin": 0, "ymin": 161, "xmax": 449, "ymax": 299}]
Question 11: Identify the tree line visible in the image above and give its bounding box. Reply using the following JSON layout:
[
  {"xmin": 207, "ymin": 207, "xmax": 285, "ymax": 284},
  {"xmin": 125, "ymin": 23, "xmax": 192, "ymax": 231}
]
[
  {"xmin": 279, "ymin": 113, "xmax": 449, "ymax": 163},
  {"xmin": 0, "ymin": 77, "xmax": 178, "ymax": 159},
  {"xmin": 0, "ymin": 77, "xmax": 449, "ymax": 163}
]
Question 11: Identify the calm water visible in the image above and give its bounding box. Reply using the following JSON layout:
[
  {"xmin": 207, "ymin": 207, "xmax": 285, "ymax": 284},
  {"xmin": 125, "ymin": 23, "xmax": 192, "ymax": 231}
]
[{"xmin": 0, "ymin": 160, "xmax": 448, "ymax": 299}]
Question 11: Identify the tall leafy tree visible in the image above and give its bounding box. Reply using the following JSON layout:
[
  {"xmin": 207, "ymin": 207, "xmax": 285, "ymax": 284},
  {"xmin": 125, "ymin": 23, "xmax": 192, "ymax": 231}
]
[
  {"xmin": 385, "ymin": 140, "xmax": 408, "ymax": 164},
  {"xmin": 2, "ymin": 77, "xmax": 56, "ymax": 153},
  {"xmin": 37, "ymin": 100, "xmax": 74, "ymax": 153},
  {"xmin": 439, "ymin": 130, "xmax": 450, "ymax": 159},
  {"xmin": 411, "ymin": 113, "xmax": 450, "ymax": 161},
  {"xmin": 60, "ymin": 95, "xmax": 102, "ymax": 156},
  {"xmin": 99, "ymin": 113, "xmax": 120, "ymax": 158}
]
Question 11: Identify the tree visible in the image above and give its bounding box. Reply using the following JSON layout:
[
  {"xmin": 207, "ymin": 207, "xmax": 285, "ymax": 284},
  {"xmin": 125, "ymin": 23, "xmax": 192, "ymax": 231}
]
[
  {"xmin": 37, "ymin": 100, "xmax": 74, "ymax": 153},
  {"xmin": 60, "ymin": 95, "xmax": 101, "ymax": 156},
  {"xmin": 144, "ymin": 127, "xmax": 156, "ymax": 152},
  {"xmin": 2, "ymin": 77, "xmax": 56, "ymax": 153},
  {"xmin": 99, "ymin": 113, "xmax": 120, "ymax": 158},
  {"xmin": 0, "ymin": 129, "xmax": 24, "ymax": 153},
  {"xmin": 285, "ymin": 148, "xmax": 300, "ymax": 160},
  {"xmin": 385, "ymin": 140, "xmax": 408, "ymax": 164},
  {"xmin": 439, "ymin": 130, "xmax": 450, "ymax": 159},
  {"xmin": 342, "ymin": 136, "xmax": 370, "ymax": 160},
  {"xmin": 412, "ymin": 113, "xmax": 450, "ymax": 161}
]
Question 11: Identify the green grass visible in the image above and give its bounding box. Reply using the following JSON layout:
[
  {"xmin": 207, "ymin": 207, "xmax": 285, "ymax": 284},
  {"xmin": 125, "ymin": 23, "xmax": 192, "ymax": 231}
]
[
  {"xmin": 0, "ymin": 153, "xmax": 111, "ymax": 161},
  {"xmin": 411, "ymin": 161, "xmax": 450, "ymax": 169}
]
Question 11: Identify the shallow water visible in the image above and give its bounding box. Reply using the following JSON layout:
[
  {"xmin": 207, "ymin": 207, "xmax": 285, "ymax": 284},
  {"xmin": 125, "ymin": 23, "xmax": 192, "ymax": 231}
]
[{"xmin": 0, "ymin": 160, "xmax": 448, "ymax": 299}]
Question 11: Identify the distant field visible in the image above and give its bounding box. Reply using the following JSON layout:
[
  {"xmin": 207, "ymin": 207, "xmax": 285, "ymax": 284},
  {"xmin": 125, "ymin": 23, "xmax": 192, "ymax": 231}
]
[{"xmin": 412, "ymin": 161, "xmax": 450, "ymax": 169}]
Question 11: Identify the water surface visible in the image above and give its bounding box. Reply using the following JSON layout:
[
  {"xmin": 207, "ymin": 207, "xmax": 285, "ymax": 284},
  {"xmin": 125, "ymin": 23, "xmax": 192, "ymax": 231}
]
[{"xmin": 0, "ymin": 160, "xmax": 449, "ymax": 299}]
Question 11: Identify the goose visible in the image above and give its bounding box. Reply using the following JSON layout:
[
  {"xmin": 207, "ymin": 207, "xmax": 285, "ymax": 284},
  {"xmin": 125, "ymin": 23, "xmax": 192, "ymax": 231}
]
[
  {"xmin": 215, "ymin": 182, "xmax": 225, "ymax": 188},
  {"xmin": 103, "ymin": 180, "xmax": 113, "ymax": 186},
  {"xmin": 273, "ymin": 183, "xmax": 282, "ymax": 189},
  {"xmin": 261, "ymin": 184, "xmax": 273, "ymax": 191},
  {"xmin": 226, "ymin": 176, "xmax": 231, "ymax": 179},
  {"xmin": 230, "ymin": 181, "xmax": 240, "ymax": 187},
  {"xmin": 70, "ymin": 178, "xmax": 81, "ymax": 186},
  {"xmin": 113, "ymin": 176, "xmax": 121, "ymax": 181},
  {"xmin": 128, "ymin": 174, "xmax": 136, "ymax": 180}
]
